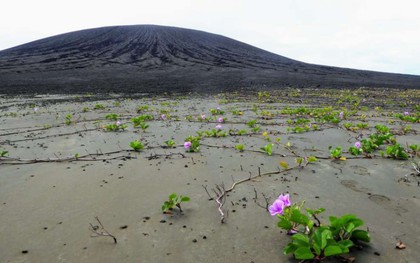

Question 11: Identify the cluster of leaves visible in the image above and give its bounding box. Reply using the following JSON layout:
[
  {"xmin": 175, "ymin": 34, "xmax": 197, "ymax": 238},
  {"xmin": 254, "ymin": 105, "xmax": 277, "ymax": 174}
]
[
  {"xmin": 105, "ymin": 113, "xmax": 119, "ymax": 121},
  {"xmin": 197, "ymin": 115, "xmax": 209, "ymax": 122},
  {"xmin": 279, "ymin": 156, "xmax": 317, "ymax": 169},
  {"xmin": 104, "ymin": 123, "xmax": 127, "ymax": 132},
  {"xmin": 286, "ymin": 118, "xmax": 315, "ymax": 133},
  {"xmin": 408, "ymin": 144, "xmax": 420, "ymax": 157},
  {"xmin": 281, "ymin": 106, "xmax": 345, "ymax": 120},
  {"xmin": 329, "ymin": 146, "xmax": 343, "ymax": 159},
  {"xmin": 0, "ymin": 149, "xmax": 8, "ymax": 157},
  {"xmin": 316, "ymin": 113, "xmax": 342, "ymax": 125},
  {"xmin": 209, "ymin": 108, "xmax": 225, "ymax": 115},
  {"xmin": 348, "ymin": 124, "xmax": 411, "ymax": 159},
  {"xmin": 235, "ymin": 144, "xmax": 245, "ymax": 152},
  {"xmin": 383, "ymin": 144, "xmax": 409, "ymax": 160},
  {"xmin": 246, "ymin": 119, "xmax": 261, "ymax": 133},
  {"xmin": 287, "ymin": 118, "xmax": 311, "ymax": 125},
  {"xmin": 64, "ymin": 113, "xmax": 72, "ymax": 125},
  {"xmin": 229, "ymin": 129, "xmax": 248, "ymax": 136},
  {"xmin": 131, "ymin": 115, "xmax": 153, "ymax": 131},
  {"xmin": 394, "ymin": 113, "xmax": 419, "ymax": 123},
  {"xmin": 343, "ymin": 122, "xmax": 369, "ymax": 131},
  {"xmin": 129, "ymin": 140, "xmax": 144, "ymax": 151},
  {"xmin": 197, "ymin": 128, "xmax": 227, "ymax": 138},
  {"xmin": 164, "ymin": 139, "xmax": 176, "ymax": 148},
  {"xmin": 137, "ymin": 105, "xmax": 150, "ymax": 113},
  {"xmin": 261, "ymin": 144, "xmax": 274, "ymax": 156},
  {"xmin": 257, "ymin": 91, "xmax": 271, "ymax": 100},
  {"xmin": 260, "ymin": 110, "xmax": 274, "ymax": 120},
  {"xmin": 161, "ymin": 193, "xmax": 190, "ymax": 213},
  {"xmin": 278, "ymin": 203, "xmax": 370, "ymax": 261},
  {"xmin": 231, "ymin": 109, "xmax": 243, "ymax": 116},
  {"xmin": 287, "ymin": 124, "xmax": 318, "ymax": 133},
  {"xmin": 93, "ymin": 103, "xmax": 105, "ymax": 110},
  {"xmin": 184, "ymin": 136, "xmax": 200, "ymax": 153}
]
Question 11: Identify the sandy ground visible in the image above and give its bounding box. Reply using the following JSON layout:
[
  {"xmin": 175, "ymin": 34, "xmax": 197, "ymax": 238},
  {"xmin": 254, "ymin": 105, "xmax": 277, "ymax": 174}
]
[{"xmin": 0, "ymin": 91, "xmax": 419, "ymax": 263}]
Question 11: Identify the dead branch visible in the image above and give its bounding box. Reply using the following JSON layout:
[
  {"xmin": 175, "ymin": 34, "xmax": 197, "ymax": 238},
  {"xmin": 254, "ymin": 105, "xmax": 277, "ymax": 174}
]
[
  {"xmin": 147, "ymin": 152, "xmax": 186, "ymax": 160},
  {"xmin": 0, "ymin": 151, "xmax": 135, "ymax": 165},
  {"xmin": 0, "ymin": 127, "xmax": 101, "ymax": 145},
  {"xmin": 253, "ymin": 188, "xmax": 271, "ymax": 211},
  {"xmin": 213, "ymin": 184, "xmax": 227, "ymax": 223},
  {"xmin": 201, "ymin": 185, "xmax": 214, "ymax": 200},
  {"xmin": 89, "ymin": 216, "xmax": 117, "ymax": 244}
]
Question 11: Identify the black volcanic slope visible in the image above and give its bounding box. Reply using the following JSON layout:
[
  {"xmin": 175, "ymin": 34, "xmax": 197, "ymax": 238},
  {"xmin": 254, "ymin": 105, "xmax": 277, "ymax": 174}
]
[{"xmin": 0, "ymin": 25, "xmax": 419, "ymax": 93}]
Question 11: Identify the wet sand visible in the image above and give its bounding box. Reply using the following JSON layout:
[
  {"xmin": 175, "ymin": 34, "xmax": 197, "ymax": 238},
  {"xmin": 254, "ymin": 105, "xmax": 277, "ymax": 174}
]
[{"xmin": 0, "ymin": 90, "xmax": 419, "ymax": 262}]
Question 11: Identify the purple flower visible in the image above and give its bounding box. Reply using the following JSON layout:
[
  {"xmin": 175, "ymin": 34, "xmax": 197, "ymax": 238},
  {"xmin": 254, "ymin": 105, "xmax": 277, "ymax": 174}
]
[
  {"xmin": 201, "ymin": 114, "xmax": 206, "ymax": 120},
  {"xmin": 161, "ymin": 114, "xmax": 166, "ymax": 120},
  {"xmin": 116, "ymin": 121, "xmax": 121, "ymax": 126},
  {"xmin": 184, "ymin": 141, "xmax": 192, "ymax": 149},
  {"xmin": 34, "ymin": 107, "xmax": 39, "ymax": 112},
  {"xmin": 404, "ymin": 111, "xmax": 409, "ymax": 116},
  {"xmin": 217, "ymin": 107, "xmax": 221, "ymax": 110},
  {"xmin": 269, "ymin": 199, "xmax": 285, "ymax": 216},
  {"xmin": 269, "ymin": 194, "xmax": 291, "ymax": 216},
  {"xmin": 339, "ymin": 112, "xmax": 344, "ymax": 119},
  {"xmin": 218, "ymin": 117, "xmax": 224, "ymax": 123},
  {"xmin": 355, "ymin": 141, "xmax": 361, "ymax": 149},
  {"xmin": 216, "ymin": 124, "xmax": 222, "ymax": 130},
  {"xmin": 278, "ymin": 194, "xmax": 291, "ymax": 207}
]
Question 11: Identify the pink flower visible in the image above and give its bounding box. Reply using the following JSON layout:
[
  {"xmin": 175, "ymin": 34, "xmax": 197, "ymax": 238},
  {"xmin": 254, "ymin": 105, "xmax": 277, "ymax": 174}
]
[
  {"xmin": 216, "ymin": 124, "xmax": 222, "ymax": 130},
  {"xmin": 269, "ymin": 199, "xmax": 285, "ymax": 216},
  {"xmin": 404, "ymin": 111, "xmax": 409, "ymax": 116},
  {"xmin": 355, "ymin": 141, "xmax": 361, "ymax": 149},
  {"xmin": 278, "ymin": 194, "xmax": 291, "ymax": 207},
  {"xmin": 161, "ymin": 114, "xmax": 166, "ymax": 120},
  {"xmin": 269, "ymin": 194, "xmax": 291, "ymax": 216},
  {"xmin": 116, "ymin": 121, "xmax": 121, "ymax": 126},
  {"xmin": 201, "ymin": 114, "xmax": 206, "ymax": 120},
  {"xmin": 184, "ymin": 141, "xmax": 192, "ymax": 149},
  {"xmin": 218, "ymin": 117, "xmax": 224, "ymax": 123},
  {"xmin": 339, "ymin": 112, "xmax": 344, "ymax": 119}
]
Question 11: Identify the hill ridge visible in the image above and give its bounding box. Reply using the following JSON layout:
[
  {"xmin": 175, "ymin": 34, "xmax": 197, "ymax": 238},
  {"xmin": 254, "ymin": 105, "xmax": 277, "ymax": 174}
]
[{"xmin": 0, "ymin": 25, "xmax": 419, "ymax": 93}]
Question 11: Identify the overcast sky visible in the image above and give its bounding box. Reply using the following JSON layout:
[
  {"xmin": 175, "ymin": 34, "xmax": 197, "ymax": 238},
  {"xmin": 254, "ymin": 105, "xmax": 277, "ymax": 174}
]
[{"xmin": 1, "ymin": 0, "xmax": 419, "ymax": 75}]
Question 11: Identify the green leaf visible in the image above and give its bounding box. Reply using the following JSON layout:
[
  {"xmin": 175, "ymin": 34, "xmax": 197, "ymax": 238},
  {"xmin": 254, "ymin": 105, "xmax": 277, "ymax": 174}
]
[
  {"xmin": 351, "ymin": 230, "xmax": 370, "ymax": 243},
  {"xmin": 294, "ymin": 247, "xmax": 314, "ymax": 260},
  {"xmin": 308, "ymin": 156, "xmax": 318, "ymax": 162},
  {"xmin": 168, "ymin": 193, "xmax": 177, "ymax": 200},
  {"xmin": 283, "ymin": 243, "xmax": 298, "ymax": 255},
  {"xmin": 324, "ymin": 245, "xmax": 344, "ymax": 256},
  {"xmin": 277, "ymin": 217, "xmax": 293, "ymax": 230},
  {"xmin": 345, "ymin": 222, "xmax": 355, "ymax": 233},
  {"xmin": 337, "ymin": 239, "xmax": 354, "ymax": 248},
  {"xmin": 350, "ymin": 218, "xmax": 364, "ymax": 228},
  {"xmin": 329, "ymin": 216, "xmax": 338, "ymax": 226},
  {"xmin": 306, "ymin": 207, "xmax": 325, "ymax": 217},
  {"xmin": 313, "ymin": 243, "xmax": 321, "ymax": 256},
  {"xmin": 180, "ymin": 196, "xmax": 190, "ymax": 202},
  {"xmin": 313, "ymin": 227, "xmax": 331, "ymax": 250},
  {"xmin": 279, "ymin": 160, "xmax": 289, "ymax": 169},
  {"xmin": 290, "ymin": 209, "xmax": 310, "ymax": 226},
  {"xmin": 314, "ymin": 208, "xmax": 326, "ymax": 214},
  {"xmin": 292, "ymin": 233, "xmax": 310, "ymax": 247}
]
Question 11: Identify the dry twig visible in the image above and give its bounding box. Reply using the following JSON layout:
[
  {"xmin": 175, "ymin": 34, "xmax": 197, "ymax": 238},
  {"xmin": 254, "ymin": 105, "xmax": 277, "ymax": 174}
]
[{"xmin": 89, "ymin": 216, "xmax": 117, "ymax": 244}]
